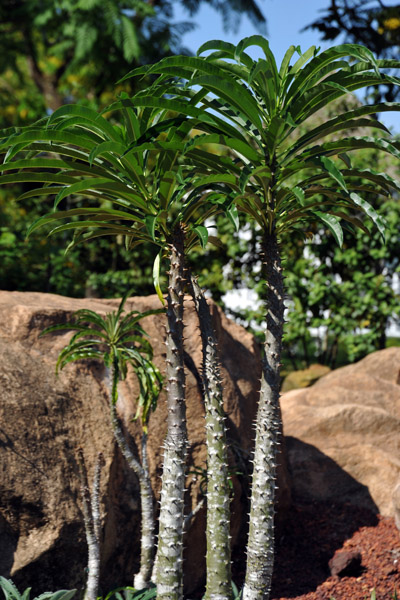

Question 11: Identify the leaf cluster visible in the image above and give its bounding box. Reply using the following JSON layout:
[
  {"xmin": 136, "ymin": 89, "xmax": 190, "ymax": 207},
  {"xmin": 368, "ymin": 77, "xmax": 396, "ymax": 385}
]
[
  {"xmin": 0, "ymin": 578, "xmax": 75, "ymax": 600},
  {"xmin": 42, "ymin": 292, "xmax": 164, "ymax": 427}
]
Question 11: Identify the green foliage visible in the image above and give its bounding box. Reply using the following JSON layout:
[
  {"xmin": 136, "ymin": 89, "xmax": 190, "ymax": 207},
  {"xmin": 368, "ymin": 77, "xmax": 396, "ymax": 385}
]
[
  {"xmin": 283, "ymin": 142, "xmax": 400, "ymax": 368},
  {"xmin": 305, "ymin": 0, "xmax": 400, "ymax": 102},
  {"xmin": 0, "ymin": 98, "xmax": 235, "ymax": 301},
  {"xmin": 0, "ymin": 578, "xmax": 76, "ymax": 600},
  {"xmin": 130, "ymin": 40, "xmax": 400, "ymax": 245},
  {"xmin": 0, "ymin": 0, "xmax": 266, "ymax": 129},
  {"xmin": 102, "ymin": 585, "xmax": 157, "ymax": 600},
  {"xmin": 42, "ymin": 291, "xmax": 163, "ymax": 427},
  {"xmin": 130, "ymin": 46, "xmax": 400, "ymax": 368}
]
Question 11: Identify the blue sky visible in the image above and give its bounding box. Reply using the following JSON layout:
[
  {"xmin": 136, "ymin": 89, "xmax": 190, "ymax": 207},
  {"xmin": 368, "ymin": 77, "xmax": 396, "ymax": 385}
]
[{"xmin": 172, "ymin": 0, "xmax": 400, "ymax": 132}]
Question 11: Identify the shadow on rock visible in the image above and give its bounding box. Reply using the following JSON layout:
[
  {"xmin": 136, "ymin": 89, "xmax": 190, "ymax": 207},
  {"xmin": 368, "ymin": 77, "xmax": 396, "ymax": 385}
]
[{"xmin": 270, "ymin": 437, "xmax": 378, "ymax": 599}]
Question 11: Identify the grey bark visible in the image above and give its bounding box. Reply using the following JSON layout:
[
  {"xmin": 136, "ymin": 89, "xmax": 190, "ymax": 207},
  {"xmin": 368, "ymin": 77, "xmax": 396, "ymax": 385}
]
[
  {"xmin": 189, "ymin": 274, "xmax": 232, "ymax": 600},
  {"xmin": 243, "ymin": 231, "xmax": 284, "ymax": 600},
  {"xmin": 155, "ymin": 225, "xmax": 187, "ymax": 600},
  {"xmin": 77, "ymin": 449, "xmax": 103, "ymax": 600},
  {"xmin": 108, "ymin": 365, "xmax": 156, "ymax": 589}
]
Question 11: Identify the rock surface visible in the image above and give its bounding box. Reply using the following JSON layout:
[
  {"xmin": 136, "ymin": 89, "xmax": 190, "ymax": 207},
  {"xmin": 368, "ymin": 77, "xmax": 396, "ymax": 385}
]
[
  {"xmin": 281, "ymin": 347, "xmax": 400, "ymax": 516},
  {"xmin": 328, "ymin": 549, "xmax": 362, "ymax": 577},
  {"xmin": 0, "ymin": 290, "xmax": 291, "ymax": 595}
]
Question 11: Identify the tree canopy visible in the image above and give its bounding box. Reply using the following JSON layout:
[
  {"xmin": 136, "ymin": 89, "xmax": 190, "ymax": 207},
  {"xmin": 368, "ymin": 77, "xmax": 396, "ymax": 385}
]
[
  {"xmin": 0, "ymin": 0, "xmax": 266, "ymax": 124},
  {"xmin": 305, "ymin": 0, "xmax": 400, "ymax": 101}
]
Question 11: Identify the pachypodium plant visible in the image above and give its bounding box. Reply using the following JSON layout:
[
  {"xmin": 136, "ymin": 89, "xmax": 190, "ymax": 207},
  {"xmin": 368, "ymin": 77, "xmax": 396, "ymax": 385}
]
[
  {"xmin": 123, "ymin": 37, "xmax": 400, "ymax": 600},
  {"xmin": 43, "ymin": 292, "xmax": 163, "ymax": 590},
  {"xmin": 0, "ymin": 99, "xmax": 233, "ymax": 600},
  {"xmin": 77, "ymin": 449, "xmax": 104, "ymax": 600},
  {"xmin": 188, "ymin": 273, "xmax": 232, "ymax": 600}
]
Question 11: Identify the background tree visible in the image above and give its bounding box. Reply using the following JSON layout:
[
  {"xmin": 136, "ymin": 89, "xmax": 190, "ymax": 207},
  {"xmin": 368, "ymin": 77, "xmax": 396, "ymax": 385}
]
[
  {"xmin": 0, "ymin": 0, "xmax": 265, "ymax": 123},
  {"xmin": 0, "ymin": 0, "xmax": 265, "ymax": 299},
  {"xmin": 305, "ymin": 0, "xmax": 400, "ymax": 102}
]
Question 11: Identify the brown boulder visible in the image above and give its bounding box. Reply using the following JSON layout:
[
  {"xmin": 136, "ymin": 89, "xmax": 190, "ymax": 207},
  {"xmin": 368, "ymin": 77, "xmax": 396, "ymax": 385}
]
[
  {"xmin": 281, "ymin": 347, "xmax": 400, "ymax": 516},
  {"xmin": 0, "ymin": 290, "xmax": 290, "ymax": 595}
]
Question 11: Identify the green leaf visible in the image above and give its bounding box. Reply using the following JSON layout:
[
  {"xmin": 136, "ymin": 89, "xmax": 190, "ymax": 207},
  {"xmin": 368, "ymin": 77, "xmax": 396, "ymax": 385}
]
[
  {"xmin": 158, "ymin": 171, "xmax": 177, "ymax": 209},
  {"xmin": 319, "ymin": 156, "xmax": 348, "ymax": 192},
  {"xmin": 293, "ymin": 186, "xmax": 305, "ymax": 207},
  {"xmin": 313, "ymin": 211, "xmax": 344, "ymax": 247},
  {"xmin": 145, "ymin": 215, "xmax": 157, "ymax": 241},
  {"xmin": 48, "ymin": 105, "xmax": 117, "ymax": 140},
  {"xmin": 153, "ymin": 251, "xmax": 165, "ymax": 305},
  {"xmin": 279, "ymin": 45, "xmax": 296, "ymax": 80},
  {"xmin": 188, "ymin": 74, "xmax": 263, "ymax": 131},
  {"xmin": 193, "ymin": 225, "xmax": 208, "ymax": 248},
  {"xmin": 36, "ymin": 591, "xmax": 76, "ymax": 600},
  {"xmin": 0, "ymin": 578, "xmax": 23, "ymax": 600},
  {"xmin": 349, "ymin": 192, "xmax": 386, "ymax": 240},
  {"xmin": 227, "ymin": 204, "xmax": 239, "ymax": 231},
  {"xmin": 235, "ymin": 35, "xmax": 278, "ymax": 83}
]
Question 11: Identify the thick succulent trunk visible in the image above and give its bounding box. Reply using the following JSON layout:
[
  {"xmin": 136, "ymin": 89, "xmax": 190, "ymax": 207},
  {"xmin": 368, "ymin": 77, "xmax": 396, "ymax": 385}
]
[
  {"xmin": 189, "ymin": 273, "xmax": 232, "ymax": 600},
  {"xmin": 108, "ymin": 363, "xmax": 155, "ymax": 589},
  {"xmin": 243, "ymin": 230, "xmax": 284, "ymax": 600},
  {"xmin": 156, "ymin": 225, "xmax": 187, "ymax": 600},
  {"xmin": 77, "ymin": 449, "xmax": 102, "ymax": 600}
]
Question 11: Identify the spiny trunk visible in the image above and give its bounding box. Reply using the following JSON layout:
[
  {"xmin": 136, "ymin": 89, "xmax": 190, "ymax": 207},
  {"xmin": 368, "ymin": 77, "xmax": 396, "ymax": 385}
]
[
  {"xmin": 189, "ymin": 273, "xmax": 232, "ymax": 600},
  {"xmin": 243, "ymin": 231, "xmax": 284, "ymax": 600},
  {"xmin": 156, "ymin": 224, "xmax": 187, "ymax": 600},
  {"xmin": 108, "ymin": 363, "xmax": 155, "ymax": 589},
  {"xmin": 77, "ymin": 449, "xmax": 103, "ymax": 600}
]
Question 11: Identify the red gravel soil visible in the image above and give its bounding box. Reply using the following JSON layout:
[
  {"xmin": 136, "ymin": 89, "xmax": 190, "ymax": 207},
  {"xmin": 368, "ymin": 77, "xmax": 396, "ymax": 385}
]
[{"xmin": 268, "ymin": 501, "xmax": 400, "ymax": 600}]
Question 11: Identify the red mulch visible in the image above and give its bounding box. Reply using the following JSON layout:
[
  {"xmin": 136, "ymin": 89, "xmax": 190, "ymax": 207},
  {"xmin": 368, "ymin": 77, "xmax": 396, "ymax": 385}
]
[
  {"xmin": 269, "ymin": 501, "xmax": 400, "ymax": 600},
  {"xmin": 230, "ymin": 501, "xmax": 400, "ymax": 600}
]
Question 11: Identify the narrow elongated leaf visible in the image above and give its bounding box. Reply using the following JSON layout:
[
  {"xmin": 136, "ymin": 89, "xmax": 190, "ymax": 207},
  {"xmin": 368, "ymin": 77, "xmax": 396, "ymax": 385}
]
[
  {"xmin": 287, "ymin": 43, "xmax": 378, "ymax": 104},
  {"xmin": 235, "ymin": 35, "xmax": 278, "ymax": 84},
  {"xmin": 48, "ymin": 104, "xmax": 118, "ymax": 140},
  {"xmin": 318, "ymin": 156, "xmax": 348, "ymax": 192},
  {"xmin": 0, "ymin": 173, "xmax": 76, "ymax": 186},
  {"xmin": 349, "ymin": 192, "xmax": 386, "ymax": 240},
  {"xmin": 54, "ymin": 177, "xmax": 117, "ymax": 207},
  {"xmin": 292, "ymin": 186, "xmax": 305, "ymax": 207},
  {"xmin": 184, "ymin": 133, "xmax": 260, "ymax": 162},
  {"xmin": 145, "ymin": 215, "xmax": 157, "ymax": 241},
  {"xmin": 227, "ymin": 204, "xmax": 239, "ymax": 231},
  {"xmin": 89, "ymin": 141, "xmax": 127, "ymax": 165},
  {"xmin": 279, "ymin": 45, "xmax": 296, "ymax": 80},
  {"xmin": 187, "ymin": 75, "xmax": 263, "ymax": 131},
  {"xmin": 158, "ymin": 171, "xmax": 177, "ymax": 209},
  {"xmin": 153, "ymin": 251, "xmax": 165, "ymax": 305},
  {"xmin": 312, "ymin": 211, "xmax": 344, "ymax": 247},
  {"xmin": 193, "ymin": 225, "xmax": 209, "ymax": 248}
]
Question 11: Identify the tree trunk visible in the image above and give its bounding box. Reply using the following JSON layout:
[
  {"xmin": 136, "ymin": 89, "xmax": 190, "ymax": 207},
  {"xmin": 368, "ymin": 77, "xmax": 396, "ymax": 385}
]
[
  {"xmin": 108, "ymin": 362, "xmax": 156, "ymax": 589},
  {"xmin": 156, "ymin": 224, "xmax": 187, "ymax": 600},
  {"xmin": 243, "ymin": 230, "xmax": 284, "ymax": 600},
  {"xmin": 77, "ymin": 449, "xmax": 102, "ymax": 600},
  {"xmin": 189, "ymin": 273, "xmax": 232, "ymax": 600}
]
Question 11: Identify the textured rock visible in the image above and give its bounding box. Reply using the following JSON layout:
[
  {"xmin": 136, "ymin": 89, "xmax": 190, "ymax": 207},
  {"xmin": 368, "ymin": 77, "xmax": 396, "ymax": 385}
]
[
  {"xmin": 329, "ymin": 550, "xmax": 362, "ymax": 577},
  {"xmin": 281, "ymin": 347, "xmax": 400, "ymax": 516},
  {"xmin": 0, "ymin": 290, "xmax": 291, "ymax": 595}
]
